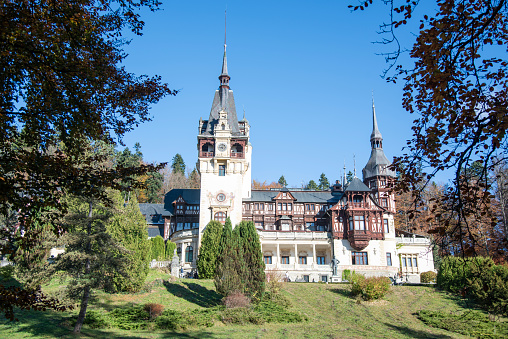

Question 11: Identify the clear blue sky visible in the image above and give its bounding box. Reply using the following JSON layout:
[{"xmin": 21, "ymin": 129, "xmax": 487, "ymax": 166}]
[{"xmin": 120, "ymin": 1, "xmax": 443, "ymax": 187}]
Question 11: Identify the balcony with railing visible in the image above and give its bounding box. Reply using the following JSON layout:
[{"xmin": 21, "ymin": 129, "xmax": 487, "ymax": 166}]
[
  {"xmin": 231, "ymin": 152, "xmax": 244, "ymax": 159},
  {"xmin": 199, "ymin": 151, "xmax": 214, "ymax": 158}
]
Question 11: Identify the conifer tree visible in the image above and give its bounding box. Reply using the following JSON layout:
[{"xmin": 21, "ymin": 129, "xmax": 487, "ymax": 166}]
[
  {"xmin": 235, "ymin": 221, "xmax": 265, "ymax": 299},
  {"xmin": 215, "ymin": 218, "xmax": 245, "ymax": 295},
  {"xmin": 150, "ymin": 235, "xmax": 166, "ymax": 260},
  {"xmin": 165, "ymin": 240, "xmax": 177, "ymax": 260},
  {"xmin": 105, "ymin": 191, "xmax": 150, "ymax": 292},
  {"xmin": 197, "ymin": 220, "xmax": 223, "ymax": 279},
  {"xmin": 306, "ymin": 180, "xmax": 319, "ymax": 190},
  {"xmin": 318, "ymin": 173, "xmax": 330, "ymax": 191},
  {"xmin": 278, "ymin": 175, "xmax": 288, "ymax": 187}
]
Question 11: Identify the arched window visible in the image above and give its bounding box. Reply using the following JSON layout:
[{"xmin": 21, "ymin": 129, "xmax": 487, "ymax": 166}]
[
  {"xmin": 221, "ymin": 124, "xmax": 225, "ymax": 130},
  {"xmin": 231, "ymin": 143, "xmax": 243, "ymax": 153},
  {"xmin": 185, "ymin": 246, "xmax": 193, "ymax": 262},
  {"xmin": 214, "ymin": 211, "xmax": 226, "ymax": 223}
]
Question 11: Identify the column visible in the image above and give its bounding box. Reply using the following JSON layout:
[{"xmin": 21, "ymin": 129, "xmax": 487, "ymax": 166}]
[
  {"xmin": 276, "ymin": 243, "xmax": 280, "ymax": 268},
  {"xmin": 313, "ymin": 243, "xmax": 316, "ymax": 269},
  {"xmin": 294, "ymin": 243, "xmax": 298, "ymax": 269}
]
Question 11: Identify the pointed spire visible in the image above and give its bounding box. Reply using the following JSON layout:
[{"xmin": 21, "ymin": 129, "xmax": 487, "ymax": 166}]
[
  {"xmin": 370, "ymin": 95, "xmax": 383, "ymax": 148},
  {"xmin": 220, "ymin": 10, "xmax": 229, "ymax": 77},
  {"xmin": 343, "ymin": 161, "xmax": 346, "ymax": 187},
  {"xmin": 354, "ymin": 154, "xmax": 357, "ymax": 178}
]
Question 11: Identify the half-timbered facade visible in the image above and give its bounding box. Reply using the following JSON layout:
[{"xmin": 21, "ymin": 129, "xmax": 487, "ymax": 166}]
[{"xmin": 141, "ymin": 40, "xmax": 434, "ymax": 283}]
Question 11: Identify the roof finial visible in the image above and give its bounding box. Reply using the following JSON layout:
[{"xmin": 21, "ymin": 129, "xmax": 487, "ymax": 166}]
[
  {"xmin": 224, "ymin": 9, "xmax": 227, "ymax": 46},
  {"xmin": 353, "ymin": 154, "xmax": 356, "ymax": 178},
  {"xmin": 343, "ymin": 160, "xmax": 346, "ymax": 186},
  {"xmin": 371, "ymin": 92, "xmax": 382, "ymax": 143}
]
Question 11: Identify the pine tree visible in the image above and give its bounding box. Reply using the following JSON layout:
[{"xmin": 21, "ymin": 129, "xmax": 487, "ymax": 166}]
[
  {"xmin": 235, "ymin": 221, "xmax": 265, "ymax": 299},
  {"xmin": 150, "ymin": 236, "xmax": 166, "ymax": 260},
  {"xmin": 197, "ymin": 220, "xmax": 223, "ymax": 278},
  {"xmin": 318, "ymin": 173, "xmax": 330, "ymax": 191},
  {"xmin": 171, "ymin": 154, "xmax": 186, "ymax": 174},
  {"xmin": 105, "ymin": 191, "xmax": 150, "ymax": 292},
  {"xmin": 346, "ymin": 171, "xmax": 354, "ymax": 184},
  {"xmin": 278, "ymin": 175, "xmax": 288, "ymax": 187},
  {"xmin": 306, "ymin": 180, "xmax": 319, "ymax": 190},
  {"xmin": 215, "ymin": 218, "xmax": 245, "ymax": 296},
  {"xmin": 55, "ymin": 193, "xmax": 131, "ymax": 333}
]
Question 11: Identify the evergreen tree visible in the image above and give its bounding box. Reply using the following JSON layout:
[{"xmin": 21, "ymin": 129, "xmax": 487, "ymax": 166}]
[
  {"xmin": 318, "ymin": 173, "xmax": 330, "ymax": 191},
  {"xmin": 197, "ymin": 220, "xmax": 223, "ymax": 278},
  {"xmin": 171, "ymin": 154, "xmax": 186, "ymax": 174},
  {"xmin": 346, "ymin": 171, "xmax": 354, "ymax": 185},
  {"xmin": 150, "ymin": 236, "xmax": 165, "ymax": 260},
  {"xmin": 306, "ymin": 180, "xmax": 319, "ymax": 190},
  {"xmin": 235, "ymin": 221, "xmax": 265, "ymax": 299},
  {"xmin": 165, "ymin": 240, "xmax": 177, "ymax": 260},
  {"xmin": 215, "ymin": 218, "xmax": 245, "ymax": 296},
  {"xmin": 145, "ymin": 171, "xmax": 164, "ymax": 203},
  {"xmin": 278, "ymin": 175, "xmax": 288, "ymax": 187},
  {"xmin": 54, "ymin": 193, "xmax": 131, "ymax": 333},
  {"xmin": 105, "ymin": 191, "xmax": 150, "ymax": 292}
]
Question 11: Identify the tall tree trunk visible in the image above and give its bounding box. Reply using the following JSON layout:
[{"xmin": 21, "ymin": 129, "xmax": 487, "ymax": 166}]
[{"xmin": 73, "ymin": 201, "xmax": 93, "ymax": 334}]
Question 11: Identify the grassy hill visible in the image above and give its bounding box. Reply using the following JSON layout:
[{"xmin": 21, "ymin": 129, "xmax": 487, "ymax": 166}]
[{"xmin": 0, "ymin": 270, "xmax": 503, "ymax": 338}]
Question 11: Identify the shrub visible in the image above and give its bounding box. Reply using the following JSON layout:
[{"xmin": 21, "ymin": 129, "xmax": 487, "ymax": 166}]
[
  {"xmin": 144, "ymin": 303, "xmax": 164, "ymax": 319},
  {"xmin": 418, "ymin": 310, "xmax": 508, "ymax": 338},
  {"xmin": 437, "ymin": 256, "xmax": 508, "ymax": 317},
  {"xmin": 420, "ymin": 271, "xmax": 437, "ymax": 283},
  {"xmin": 351, "ymin": 275, "xmax": 391, "ymax": 301},
  {"xmin": 108, "ymin": 305, "xmax": 149, "ymax": 330},
  {"xmin": 221, "ymin": 307, "xmax": 264, "ymax": 325},
  {"xmin": 83, "ymin": 310, "xmax": 110, "ymax": 329},
  {"xmin": 0, "ymin": 265, "xmax": 14, "ymax": 280},
  {"xmin": 265, "ymin": 269, "xmax": 284, "ymax": 296},
  {"xmin": 342, "ymin": 269, "xmax": 352, "ymax": 282},
  {"xmin": 222, "ymin": 291, "xmax": 251, "ymax": 309}
]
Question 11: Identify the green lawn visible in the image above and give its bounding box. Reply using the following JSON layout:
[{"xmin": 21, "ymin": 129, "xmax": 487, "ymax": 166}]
[{"xmin": 0, "ymin": 270, "xmax": 500, "ymax": 338}]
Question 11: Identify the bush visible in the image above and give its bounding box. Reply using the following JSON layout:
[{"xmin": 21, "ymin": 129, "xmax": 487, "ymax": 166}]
[
  {"xmin": 83, "ymin": 310, "xmax": 110, "ymax": 329},
  {"xmin": 342, "ymin": 269, "xmax": 352, "ymax": 282},
  {"xmin": 0, "ymin": 265, "xmax": 14, "ymax": 280},
  {"xmin": 265, "ymin": 269, "xmax": 284, "ymax": 295},
  {"xmin": 222, "ymin": 291, "xmax": 251, "ymax": 309},
  {"xmin": 418, "ymin": 310, "xmax": 508, "ymax": 338},
  {"xmin": 108, "ymin": 305, "xmax": 149, "ymax": 330},
  {"xmin": 420, "ymin": 271, "xmax": 437, "ymax": 283},
  {"xmin": 437, "ymin": 256, "xmax": 508, "ymax": 316},
  {"xmin": 351, "ymin": 275, "xmax": 391, "ymax": 301},
  {"xmin": 144, "ymin": 303, "xmax": 164, "ymax": 319}
]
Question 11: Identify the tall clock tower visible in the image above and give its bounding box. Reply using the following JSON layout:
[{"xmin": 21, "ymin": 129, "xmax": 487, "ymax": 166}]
[{"xmin": 197, "ymin": 42, "xmax": 252, "ymax": 240}]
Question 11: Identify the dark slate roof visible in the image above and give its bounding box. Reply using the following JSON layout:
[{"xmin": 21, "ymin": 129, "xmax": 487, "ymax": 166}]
[
  {"xmin": 362, "ymin": 148, "xmax": 396, "ymax": 179},
  {"xmin": 344, "ymin": 177, "xmax": 372, "ymax": 192},
  {"xmin": 147, "ymin": 225, "xmax": 164, "ymax": 238},
  {"xmin": 139, "ymin": 203, "xmax": 172, "ymax": 224},
  {"xmin": 245, "ymin": 190, "xmax": 343, "ymax": 204},
  {"xmin": 201, "ymin": 89, "xmax": 240, "ymax": 135},
  {"xmin": 163, "ymin": 189, "xmax": 201, "ymax": 214}
]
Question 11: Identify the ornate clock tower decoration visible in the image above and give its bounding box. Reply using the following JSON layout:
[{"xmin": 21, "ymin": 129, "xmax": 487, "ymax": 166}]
[{"xmin": 196, "ymin": 36, "xmax": 251, "ymax": 241}]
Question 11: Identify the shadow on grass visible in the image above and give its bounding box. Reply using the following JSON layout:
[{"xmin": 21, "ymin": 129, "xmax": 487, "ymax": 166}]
[
  {"xmin": 163, "ymin": 281, "xmax": 222, "ymax": 308},
  {"xmin": 0, "ymin": 309, "xmax": 75, "ymax": 338},
  {"xmin": 329, "ymin": 287, "xmax": 352, "ymax": 298},
  {"xmin": 384, "ymin": 322, "xmax": 454, "ymax": 339}
]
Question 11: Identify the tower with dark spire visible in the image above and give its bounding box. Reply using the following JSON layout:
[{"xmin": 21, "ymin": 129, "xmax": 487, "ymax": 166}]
[
  {"xmin": 362, "ymin": 99, "xmax": 396, "ymax": 218},
  {"xmin": 197, "ymin": 21, "xmax": 252, "ymax": 236},
  {"xmin": 362, "ymin": 99, "xmax": 396, "ymax": 181}
]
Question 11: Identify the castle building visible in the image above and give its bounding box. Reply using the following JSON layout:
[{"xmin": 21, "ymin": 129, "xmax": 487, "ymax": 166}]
[{"xmin": 141, "ymin": 41, "xmax": 434, "ymax": 283}]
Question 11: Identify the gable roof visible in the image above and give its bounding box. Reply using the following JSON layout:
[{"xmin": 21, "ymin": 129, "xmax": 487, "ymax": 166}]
[
  {"xmin": 139, "ymin": 203, "xmax": 172, "ymax": 224},
  {"xmin": 163, "ymin": 189, "xmax": 201, "ymax": 214},
  {"xmin": 344, "ymin": 177, "xmax": 372, "ymax": 192}
]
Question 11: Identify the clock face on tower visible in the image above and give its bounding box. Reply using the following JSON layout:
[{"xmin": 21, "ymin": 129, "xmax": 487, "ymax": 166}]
[{"xmin": 217, "ymin": 143, "xmax": 227, "ymax": 152}]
